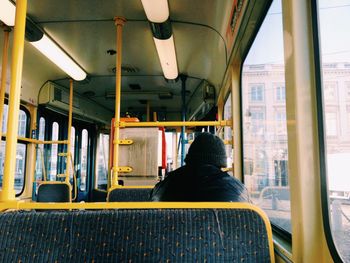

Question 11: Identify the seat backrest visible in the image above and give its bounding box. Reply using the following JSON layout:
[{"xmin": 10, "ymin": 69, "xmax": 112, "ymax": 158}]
[
  {"xmin": 36, "ymin": 183, "xmax": 71, "ymax": 202},
  {"xmin": 0, "ymin": 205, "xmax": 274, "ymax": 262},
  {"xmin": 107, "ymin": 188, "xmax": 151, "ymax": 201}
]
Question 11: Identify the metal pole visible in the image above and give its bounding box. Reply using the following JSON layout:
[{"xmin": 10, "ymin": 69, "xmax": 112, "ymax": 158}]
[
  {"xmin": 112, "ymin": 17, "xmax": 126, "ymax": 187},
  {"xmin": 180, "ymin": 74, "xmax": 187, "ymax": 166},
  {"xmin": 65, "ymin": 79, "xmax": 73, "ymax": 182},
  {"xmin": 0, "ymin": 0, "xmax": 27, "ymax": 201},
  {"xmin": 0, "ymin": 27, "xmax": 11, "ymax": 139}
]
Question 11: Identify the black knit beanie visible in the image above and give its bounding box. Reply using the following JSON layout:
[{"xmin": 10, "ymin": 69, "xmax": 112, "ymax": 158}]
[{"xmin": 185, "ymin": 132, "xmax": 227, "ymax": 168}]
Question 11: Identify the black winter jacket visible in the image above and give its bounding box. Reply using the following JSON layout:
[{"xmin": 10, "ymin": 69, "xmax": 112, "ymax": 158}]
[{"xmin": 150, "ymin": 164, "xmax": 250, "ymax": 202}]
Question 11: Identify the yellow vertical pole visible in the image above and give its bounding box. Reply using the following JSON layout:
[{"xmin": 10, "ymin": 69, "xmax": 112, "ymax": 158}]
[
  {"xmin": 146, "ymin": 100, "xmax": 150, "ymax": 122},
  {"xmin": 112, "ymin": 17, "xmax": 126, "ymax": 187},
  {"xmin": 0, "ymin": 27, "xmax": 11, "ymax": 138},
  {"xmin": 65, "ymin": 79, "xmax": 73, "ymax": 183},
  {"xmin": 153, "ymin": 112, "xmax": 157, "ymax": 121},
  {"xmin": 0, "ymin": 0, "xmax": 27, "ymax": 201},
  {"xmin": 217, "ymin": 98, "xmax": 223, "ymax": 122}
]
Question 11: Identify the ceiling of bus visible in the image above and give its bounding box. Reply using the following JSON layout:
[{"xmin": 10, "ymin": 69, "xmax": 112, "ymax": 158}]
[{"xmin": 1, "ymin": 0, "xmax": 235, "ymax": 118}]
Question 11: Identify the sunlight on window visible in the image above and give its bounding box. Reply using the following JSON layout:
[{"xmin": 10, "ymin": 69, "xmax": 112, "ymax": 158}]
[
  {"xmin": 242, "ymin": 0, "xmax": 291, "ymax": 233},
  {"xmin": 318, "ymin": 0, "xmax": 350, "ymax": 261}
]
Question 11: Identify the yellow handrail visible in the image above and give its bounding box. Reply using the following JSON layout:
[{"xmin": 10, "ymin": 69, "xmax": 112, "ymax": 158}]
[
  {"xmin": 111, "ymin": 17, "xmax": 126, "ymax": 187},
  {"xmin": 1, "ymin": 134, "xmax": 68, "ymax": 144},
  {"xmin": 118, "ymin": 120, "xmax": 232, "ymax": 128},
  {"xmin": 0, "ymin": 0, "xmax": 27, "ymax": 202},
  {"xmin": 0, "ymin": 27, "xmax": 10, "ymax": 139}
]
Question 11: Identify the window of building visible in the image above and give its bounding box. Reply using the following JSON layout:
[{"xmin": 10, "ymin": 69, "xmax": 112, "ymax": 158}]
[
  {"xmin": 250, "ymin": 84, "xmax": 264, "ymax": 102},
  {"xmin": 318, "ymin": 0, "xmax": 350, "ymax": 260},
  {"xmin": 325, "ymin": 112, "xmax": 338, "ymax": 137},
  {"xmin": 96, "ymin": 133, "xmax": 109, "ymax": 189},
  {"xmin": 250, "ymin": 110, "xmax": 265, "ymax": 134},
  {"xmin": 324, "ymin": 82, "xmax": 338, "ymax": 101},
  {"xmin": 80, "ymin": 129, "xmax": 88, "ymax": 191},
  {"xmin": 275, "ymin": 84, "xmax": 285, "ymax": 102},
  {"xmin": 242, "ymin": 0, "xmax": 291, "ymax": 233},
  {"xmin": 346, "ymin": 82, "xmax": 350, "ymax": 99},
  {"xmin": 275, "ymin": 111, "xmax": 287, "ymax": 134}
]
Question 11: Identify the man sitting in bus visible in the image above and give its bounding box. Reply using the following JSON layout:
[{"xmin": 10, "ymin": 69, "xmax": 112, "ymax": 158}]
[{"xmin": 150, "ymin": 132, "xmax": 250, "ymax": 202}]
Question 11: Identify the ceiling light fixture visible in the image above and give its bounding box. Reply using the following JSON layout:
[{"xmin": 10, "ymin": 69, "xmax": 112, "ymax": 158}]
[
  {"xmin": 0, "ymin": 0, "xmax": 16, "ymax": 26},
  {"xmin": 0, "ymin": 0, "xmax": 86, "ymax": 81},
  {"xmin": 140, "ymin": 0, "xmax": 178, "ymax": 80},
  {"xmin": 140, "ymin": 0, "xmax": 169, "ymax": 23},
  {"xmin": 31, "ymin": 35, "xmax": 87, "ymax": 81}
]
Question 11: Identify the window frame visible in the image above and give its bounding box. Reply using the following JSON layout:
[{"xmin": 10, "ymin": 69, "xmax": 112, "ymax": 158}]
[
  {"xmin": 239, "ymin": 0, "xmax": 292, "ymax": 242},
  {"xmin": 249, "ymin": 84, "xmax": 265, "ymax": 102},
  {"xmin": 0, "ymin": 101, "xmax": 30, "ymax": 196},
  {"xmin": 311, "ymin": 0, "xmax": 343, "ymax": 261},
  {"xmin": 36, "ymin": 108, "xmax": 95, "ymax": 193}
]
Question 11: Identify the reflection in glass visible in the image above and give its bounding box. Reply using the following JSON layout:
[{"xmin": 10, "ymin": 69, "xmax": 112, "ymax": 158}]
[
  {"xmin": 318, "ymin": 0, "xmax": 350, "ymax": 261},
  {"xmin": 49, "ymin": 122, "xmax": 59, "ymax": 181},
  {"xmin": 242, "ymin": 0, "xmax": 291, "ymax": 233},
  {"xmin": 35, "ymin": 117, "xmax": 45, "ymax": 181},
  {"xmin": 80, "ymin": 129, "xmax": 88, "ymax": 191},
  {"xmin": 0, "ymin": 142, "xmax": 26, "ymax": 193},
  {"xmin": 96, "ymin": 133, "xmax": 109, "ymax": 189}
]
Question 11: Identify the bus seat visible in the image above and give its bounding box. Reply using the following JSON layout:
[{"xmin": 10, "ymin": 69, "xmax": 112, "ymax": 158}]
[
  {"xmin": 0, "ymin": 204, "xmax": 274, "ymax": 262},
  {"xmin": 36, "ymin": 183, "xmax": 71, "ymax": 202},
  {"xmin": 107, "ymin": 188, "xmax": 151, "ymax": 201}
]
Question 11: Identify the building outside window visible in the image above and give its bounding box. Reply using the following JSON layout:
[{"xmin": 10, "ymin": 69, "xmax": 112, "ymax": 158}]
[
  {"xmin": 324, "ymin": 82, "xmax": 338, "ymax": 101},
  {"xmin": 250, "ymin": 84, "xmax": 264, "ymax": 102},
  {"xmin": 325, "ymin": 112, "xmax": 338, "ymax": 137},
  {"xmin": 275, "ymin": 84, "xmax": 285, "ymax": 102}
]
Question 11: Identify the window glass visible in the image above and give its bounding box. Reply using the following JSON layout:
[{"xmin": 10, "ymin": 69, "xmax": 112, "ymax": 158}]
[
  {"xmin": 242, "ymin": 0, "xmax": 291, "ymax": 232},
  {"xmin": 250, "ymin": 84, "xmax": 265, "ymax": 102},
  {"xmin": 1, "ymin": 105, "xmax": 27, "ymax": 137},
  {"xmin": 70, "ymin": 127, "xmax": 75, "ymax": 167},
  {"xmin": 275, "ymin": 84, "xmax": 285, "ymax": 102},
  {"xmin": 224, "ymin": 93, "xmax": 233, "ymax": 173},
  {"xmin": 318, "ymin": 0, "xmax": 350, "ymax": 261},
  {"xmin": 80, "ymin": 129, "xmax": 88, "ymax": 191},
  {"xmin": 96, "ymin": 133, "xmax": 109, "ymax": 189},
  {"xmin": 49, "ymin": 122, "xmax": 59, "ymax": 181},
  {"xmin": 0, "ymin": 105, "xmax": 28, "ymax": 193},
  {"xmin": 0, "ymin": 142, "xmax": 26, "ymax": 194},
  {"xmin": 35, "ymin": 117, "xmax": 45, "ymax": 181}
]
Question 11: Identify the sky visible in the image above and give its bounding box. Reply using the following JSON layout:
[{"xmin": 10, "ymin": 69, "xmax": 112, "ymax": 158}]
[{"xmin": 244, "ymin": 0, "xmax": 350, "ymax": 65}]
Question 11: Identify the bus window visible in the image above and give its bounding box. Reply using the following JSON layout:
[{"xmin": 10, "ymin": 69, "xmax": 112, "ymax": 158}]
[
  {"xmin": 224, "ymin": 93, "xmax": 233, "ymax": 175},
  {"xmin": 70, "ymin": 126, "xmax": 75, "ymax": 167},
  {"xmin": 0, "ymin": 105, "xmax": 28, "ymax": 194},
  {"xmin": 242, "ymin": 0, "xmax": 291, "ymax": 233},
  {"xmin": 49, "ymin": 122, "xmax": 59, "ymax": 181},
  {"xmin": 96, "ymin": 133, "xmax": 109, "ymax": 189},
  {"xmin": 318, "ymin": 0, "xmax": 350, "ymax": 260},
  {"xmin": 80, "ymin": 129, "xmax": 88, "ymax": 191},
  {"xmin": 35, "ymin": 117, "xmax": 45, "ymax": 181}
]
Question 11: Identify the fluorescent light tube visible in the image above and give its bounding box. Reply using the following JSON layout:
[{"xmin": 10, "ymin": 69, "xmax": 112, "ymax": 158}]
[
  {"xmin": 31, "ymin": 35, "xmax": 87, "ymax": 81},
  {"xmin": 153, "ymin": 36, "xmax": 178, "ymax": 80},
  {"xmin": 140, "ymin": 0, "xmax": 169, "ymax": 23},
  {"xmin": 0, "ymin": 0, "xmax": 16, "ymax": 26}
]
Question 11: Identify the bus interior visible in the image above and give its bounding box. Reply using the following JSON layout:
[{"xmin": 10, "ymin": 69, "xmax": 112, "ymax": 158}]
[{"xmin": 0, "ymin": 0, "xmax": 350, "ymax": 262}]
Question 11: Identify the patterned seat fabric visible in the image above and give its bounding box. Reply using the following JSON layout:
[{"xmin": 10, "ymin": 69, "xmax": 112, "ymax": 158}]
[
  {"xmin": 0, "ymin": 209, "xmax": 271, "ymax": 262},
  {"xmin": 108, "ymin": 188, "xmax": 151, "ymax": 202}
]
